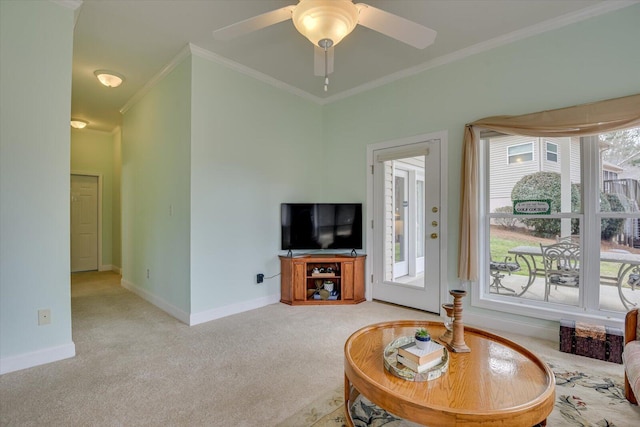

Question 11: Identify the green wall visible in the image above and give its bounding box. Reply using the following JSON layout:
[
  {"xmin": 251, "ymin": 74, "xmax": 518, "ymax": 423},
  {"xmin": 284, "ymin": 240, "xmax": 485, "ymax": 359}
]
[
  {"xmin": 122, "ymin": 59, "xmax": 192, "ymax": 315},
  {"xmin": 189, "ymin": 54, "xmax": 323, "ymax": 313},
  {"xmin": 113, "ymin": 128, "xmax": 122, "ymax": 270},
  {"xmin": 121, "ymin": 5, "xmax": 639, "ymax": 329},
  {"xmin": 0, "ymin": 0, "xmax": 75, "ymax": 368},
  {"xmin": 323, "ymin": 4, "xmax": 640, "ymax": 298},
  {"xmin": 71, "ymin": 128, "xmax": 118, "ymax": 269}
]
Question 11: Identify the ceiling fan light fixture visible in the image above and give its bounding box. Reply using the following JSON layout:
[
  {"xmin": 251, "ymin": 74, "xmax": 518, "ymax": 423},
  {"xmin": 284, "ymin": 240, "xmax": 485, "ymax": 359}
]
[
  {"xmin": 94, "ymin": 70, "xmax": 124, "ymax": 88},
  {"xmin": 70, "ymin": 119, "xmax": 88, "ymax": 129},
  {"xmin": 292, "ymin": 0, "xmax": 359, "ymax": 47}
]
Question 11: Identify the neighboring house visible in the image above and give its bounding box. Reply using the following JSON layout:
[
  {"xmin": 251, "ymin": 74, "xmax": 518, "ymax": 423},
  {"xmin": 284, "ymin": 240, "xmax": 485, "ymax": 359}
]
[
  {"xmin": 488, "ymin": 135, "xmax": 579, "ymax": 213},
  {"xmin": 488, "ymin": 134, "xmax": 640, "ymax": 245}
]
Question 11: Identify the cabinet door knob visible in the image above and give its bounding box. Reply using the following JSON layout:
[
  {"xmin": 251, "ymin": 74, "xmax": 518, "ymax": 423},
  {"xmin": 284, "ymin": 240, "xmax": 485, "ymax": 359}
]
[{"xmin": 430, "ymin": 233, "xmax": 438, "ymax": 239}]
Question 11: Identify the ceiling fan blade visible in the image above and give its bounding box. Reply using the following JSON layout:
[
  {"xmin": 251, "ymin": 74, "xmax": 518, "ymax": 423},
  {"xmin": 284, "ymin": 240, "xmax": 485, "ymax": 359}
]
[
  {"xmin": 213, "ymin": 5, "xmax": 295, "ymax": 41},
  {"xmin": 356, "ymin": 3, "xmax": 436, "ymax": 49},
  {"xmin": 314, "ymin": 46, "xmax": 334, "ymax": 76}
]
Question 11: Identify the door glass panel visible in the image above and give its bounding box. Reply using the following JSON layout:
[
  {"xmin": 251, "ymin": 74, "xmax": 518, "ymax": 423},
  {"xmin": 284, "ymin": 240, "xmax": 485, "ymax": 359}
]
[
  {"xmin": 384, "ymin": 159, "xmax": 425, "ymax": 285},
  {"xmin": 417, "ymin": 180, "xmax": 425, "ymax": 259},
  {"xmin": 394, "ymin": 173, "xmax": 406, "ymax": 264}
]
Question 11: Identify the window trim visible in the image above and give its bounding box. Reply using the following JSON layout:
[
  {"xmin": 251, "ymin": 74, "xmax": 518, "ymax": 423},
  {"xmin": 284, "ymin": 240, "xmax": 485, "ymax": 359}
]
[{"xmin": 474, "ymin": 133, "xmax": 628, "ymax": 324}]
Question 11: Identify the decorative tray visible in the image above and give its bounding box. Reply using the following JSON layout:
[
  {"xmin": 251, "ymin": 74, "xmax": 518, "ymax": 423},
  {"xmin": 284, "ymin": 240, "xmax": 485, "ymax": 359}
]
[{"xmin": 383, "ymin": 336, "xmax": 449, "ymax": 382}]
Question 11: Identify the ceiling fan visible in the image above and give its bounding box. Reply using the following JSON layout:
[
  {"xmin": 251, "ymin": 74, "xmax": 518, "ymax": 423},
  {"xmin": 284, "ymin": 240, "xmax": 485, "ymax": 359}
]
[{"xmin": 213, "ymin": 0, "xmax": 436, "ymax": 92}]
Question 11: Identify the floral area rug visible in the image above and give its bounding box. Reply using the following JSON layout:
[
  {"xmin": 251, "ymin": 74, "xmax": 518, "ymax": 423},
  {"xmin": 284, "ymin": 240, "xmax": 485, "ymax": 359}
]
[{"xmin": 277, "ymin": 358, "xmax": 640, "ymax": 426}]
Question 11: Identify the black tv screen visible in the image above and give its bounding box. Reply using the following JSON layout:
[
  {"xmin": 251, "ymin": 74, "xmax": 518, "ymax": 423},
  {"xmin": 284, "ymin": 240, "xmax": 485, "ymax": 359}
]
[{"xmin": 281, "ymin": 203, "xmax": 363, "ymax": 250}]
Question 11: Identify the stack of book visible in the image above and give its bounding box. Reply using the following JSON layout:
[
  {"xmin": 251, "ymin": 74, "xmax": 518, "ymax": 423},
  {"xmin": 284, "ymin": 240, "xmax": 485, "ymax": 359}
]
[{"xmin": 397, "ymin": 340, "xmax": 445, "ymax": 373}]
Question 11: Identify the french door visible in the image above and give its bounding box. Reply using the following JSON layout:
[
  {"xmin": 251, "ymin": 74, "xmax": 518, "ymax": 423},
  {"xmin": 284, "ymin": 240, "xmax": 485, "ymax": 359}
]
[{"xmin": 368, "ymin": 135, "xmax": 445, "ymax": 314}]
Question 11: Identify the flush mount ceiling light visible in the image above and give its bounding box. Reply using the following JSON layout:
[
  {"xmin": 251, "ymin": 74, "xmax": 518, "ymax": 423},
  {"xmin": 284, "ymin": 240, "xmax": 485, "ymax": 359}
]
[
  {"xmin": 94, "ymin": 70, "xmax": 124, "ymax": 88},
  {"xmin": 213, "ymin": 0, "xmax": 436, "ymax": 92},
  {"xmin": 70, "ymin": 119, "xmax": 88, "ymax": 129}
]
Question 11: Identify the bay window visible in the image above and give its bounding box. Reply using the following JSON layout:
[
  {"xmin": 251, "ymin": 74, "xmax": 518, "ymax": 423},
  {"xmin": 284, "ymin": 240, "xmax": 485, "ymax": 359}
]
[{"xmin": 458, "ymin": 94, "xmax": 640, "ymax": 321}]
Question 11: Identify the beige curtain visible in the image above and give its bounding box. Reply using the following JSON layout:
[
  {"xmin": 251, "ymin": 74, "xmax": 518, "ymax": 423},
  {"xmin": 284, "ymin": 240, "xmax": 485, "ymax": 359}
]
[{"xmin": 458, "ymin": 93, "xmax": 640, "ymax": 281}]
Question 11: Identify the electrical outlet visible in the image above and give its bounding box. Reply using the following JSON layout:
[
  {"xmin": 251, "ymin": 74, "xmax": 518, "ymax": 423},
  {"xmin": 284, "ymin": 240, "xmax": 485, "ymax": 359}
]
[
  {"xmin": 38, "ymin": 309, "xmax": 51, "ymax": 325},
  {"xmin": 257, "ymin": 273, "xmax": 264, "ymax": 284}
]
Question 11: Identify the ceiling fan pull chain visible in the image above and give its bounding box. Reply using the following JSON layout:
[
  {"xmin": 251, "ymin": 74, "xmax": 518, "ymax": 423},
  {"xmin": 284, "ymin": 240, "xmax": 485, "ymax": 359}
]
[
  {"xmin": 324, "ymin": 47, "xmax": 329, "ymax": 92},
  {"xmin": 319, "ymin": 38, "xmax": 333, "ymax": 92}
]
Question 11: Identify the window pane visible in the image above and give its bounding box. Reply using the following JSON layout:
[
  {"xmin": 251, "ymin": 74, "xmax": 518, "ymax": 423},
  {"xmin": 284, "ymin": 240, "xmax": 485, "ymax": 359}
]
[
  {"xmin": 508, "ymin": 143, "xmax": 533, "ymax": 155},
  {"xmin": 546, "ymin": 142, "xmax": 558, "ymax": 162},
  {"xmin": 488, "ymin": 220, "xmax": 580, "ymax": 307},
  {"xmin": 598, "ymin": 217, "xmax": 640, "ymax": 312},
  {"xmin": 489, "ymin": 136, "xmax": 580, "ymax": 216}
]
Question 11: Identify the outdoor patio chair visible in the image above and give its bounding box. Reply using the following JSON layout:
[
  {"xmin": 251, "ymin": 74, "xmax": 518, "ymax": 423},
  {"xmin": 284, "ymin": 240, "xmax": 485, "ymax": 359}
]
[
  {"xmin": 540, "ymin": 241, "xmax": 580, "ymax": 301},
  {"xmin": 489, "ymin": 256, "xmax": 521, "ymax": 294}
]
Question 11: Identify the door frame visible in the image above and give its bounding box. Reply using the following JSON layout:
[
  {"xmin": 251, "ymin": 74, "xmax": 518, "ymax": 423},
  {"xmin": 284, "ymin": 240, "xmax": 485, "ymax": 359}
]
[
  {"xmin": 365, "ymin": 131, "xmax": 448, "ymax": 310},
  {"xmin": 71, "ymin": 171, "xmax": 103, "ymax": 272}
]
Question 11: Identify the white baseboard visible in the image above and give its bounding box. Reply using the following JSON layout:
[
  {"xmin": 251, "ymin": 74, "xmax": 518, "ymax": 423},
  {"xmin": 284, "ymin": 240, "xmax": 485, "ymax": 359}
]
[
  {"xmin": 120, "ymin": 279, "xmax": 280, "ymax": 327},
  {"xmin": 99, "ymin": 264, "xmax": 112, "ymax": 272},
  {"xmin": 0, "ymin": 342, "xmax": 75, "ymax": 375},
  {"xmin": 189, "ymin": 294, "xmax": 281, "ymax": 326},
  {"xmin": 121, "ymin": 279, "xmax": 190, "ymax": 324},
  {"xmin": 464, "ymin": 311, "xmax": 559, "ymax": 342},
  {"xmin": 111, "ymin": 266, "xmax": 122, "ymax": 274}
]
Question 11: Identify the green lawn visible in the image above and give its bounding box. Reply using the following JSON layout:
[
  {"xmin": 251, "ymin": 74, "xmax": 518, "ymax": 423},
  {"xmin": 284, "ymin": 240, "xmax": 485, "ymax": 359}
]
[{"xmin": 490, "ymin": 235, "xmax": 622, "ymax": 278}]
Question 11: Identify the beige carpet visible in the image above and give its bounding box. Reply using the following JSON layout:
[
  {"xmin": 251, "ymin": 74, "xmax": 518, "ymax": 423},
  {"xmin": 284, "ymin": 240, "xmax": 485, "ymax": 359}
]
[
  {"xmin": 0, "ymin": 271, "xmax": 441, "ymax": 426},
  {"xmin": 1, "ymin": 271, "xmax": 638, "ymax": 426}
]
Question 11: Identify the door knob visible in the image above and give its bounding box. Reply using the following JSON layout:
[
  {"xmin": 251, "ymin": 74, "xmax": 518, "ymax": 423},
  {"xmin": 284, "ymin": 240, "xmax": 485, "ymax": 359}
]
[{"xmin": 430, "ymin": 233, "xmax": 438, "ymax": 239}]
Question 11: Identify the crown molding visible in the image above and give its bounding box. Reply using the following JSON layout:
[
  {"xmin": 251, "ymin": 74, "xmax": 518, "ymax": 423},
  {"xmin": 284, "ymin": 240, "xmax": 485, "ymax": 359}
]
[
  {"xmin": 322, "ymin": 0, "xmax": 639, "ymax": 105},
  {"xmin": 119, "ymin": 0, "xmax": 638, "ymax": 111},
  {"xmin": 51, "ymin": 0, "xmax": 82, "ymax": 10},
  {"xmin": 188, "ymin": 44, "xmax": 323, "ymax": 104},
  {"xmin": 119, "ymin": 45, "xmax": 192, "ymax": 114}
]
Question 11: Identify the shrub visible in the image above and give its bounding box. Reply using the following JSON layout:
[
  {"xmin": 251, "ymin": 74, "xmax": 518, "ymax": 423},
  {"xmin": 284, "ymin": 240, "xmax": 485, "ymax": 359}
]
[
  {"xmin": 511, "ymin": 172, "xmax": 579, "ymax": 238},
  {"xmin": 493, "ymin": 206, "xmax": 519, "ymax": 229},
  {"xmin": 601, "ymin": 193, "xmax": 627, "ymax": 240}
]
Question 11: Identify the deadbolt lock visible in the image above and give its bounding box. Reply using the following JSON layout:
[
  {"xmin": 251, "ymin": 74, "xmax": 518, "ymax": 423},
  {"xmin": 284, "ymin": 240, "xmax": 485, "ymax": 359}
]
[
  {"xmin": 432, "ymin": 221, "xmax": 438, "ymax": 227},
  {"xmin": 430, "ymin": 233, "xmax": 438, "ymax": 239},
  {"xmin": 432, "ymin": 207, "xmax": 439, "ymax": 213}
]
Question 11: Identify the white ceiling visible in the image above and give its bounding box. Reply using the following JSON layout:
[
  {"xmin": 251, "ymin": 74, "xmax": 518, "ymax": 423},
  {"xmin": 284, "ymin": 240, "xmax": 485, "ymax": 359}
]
[{"xmin": 70, "ymin": 0, "xmax": 636, "ymax": 132}]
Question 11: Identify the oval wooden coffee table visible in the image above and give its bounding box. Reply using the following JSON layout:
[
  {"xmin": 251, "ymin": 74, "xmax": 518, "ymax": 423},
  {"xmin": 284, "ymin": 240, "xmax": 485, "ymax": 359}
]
[{"xmin": 344, "ymin": 321, "xmax": 555, "ymax": 426}]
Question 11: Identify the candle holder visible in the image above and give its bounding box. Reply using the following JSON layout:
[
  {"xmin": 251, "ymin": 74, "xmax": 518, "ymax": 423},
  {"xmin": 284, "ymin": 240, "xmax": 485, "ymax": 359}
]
[
  {"xmin": 449, "ymin": 289, "xmax": 470, "ymax": 353},
  {"xmin": 439, "ymin": 303, "xmax": 454, "ymax": 345}
]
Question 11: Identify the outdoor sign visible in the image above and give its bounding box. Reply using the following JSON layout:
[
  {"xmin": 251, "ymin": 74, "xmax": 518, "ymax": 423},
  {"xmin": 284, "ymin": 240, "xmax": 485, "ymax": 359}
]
[{"xmin": 513, "ymin": 199, "xmax": 551, "ymax": 215}]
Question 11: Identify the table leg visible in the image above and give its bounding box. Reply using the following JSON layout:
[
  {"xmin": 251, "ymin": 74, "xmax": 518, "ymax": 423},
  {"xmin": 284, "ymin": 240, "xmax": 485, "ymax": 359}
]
[
  {"xmin": 344, "ymin": 374, "xmax": 354, "ymax": 427},
  {"xmin": 617, "ymin": 264, "xmax": 638, "ymax": 311},
  {"xmin": 513, "ymin": 254, "xmax": 539, "ymax": 297}
]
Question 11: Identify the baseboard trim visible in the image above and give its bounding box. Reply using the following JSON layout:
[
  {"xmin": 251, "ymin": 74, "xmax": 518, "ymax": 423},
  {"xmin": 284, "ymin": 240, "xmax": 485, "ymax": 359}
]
[
  {"xmin": 111, "ymin": 266, "xmax": 122, "ymax": 274},
  {"xmin": 99, "ymin": 264, "xmax": 112, "ymax": 272},
  {"xmin": 120, "ymin": 279, "xmax": 190, "ymax": 324},
  {"xmin": 464, "ymin": 311, "xmax": 559, "ymax": 342},
  {"xmin": 0, "ymin": 342, "xmax": 75, "ymax": 375},
  {"xmin": 119, "ymin": 279, "xmax": 280, "ymax": 327},
  {"xmin": 189, "ymin": 294, "xmax": 281, "ymax": 326}
]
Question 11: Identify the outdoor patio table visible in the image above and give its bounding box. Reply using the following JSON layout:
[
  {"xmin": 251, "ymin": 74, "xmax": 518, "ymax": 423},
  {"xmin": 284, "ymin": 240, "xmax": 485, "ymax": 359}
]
[{"xmin": 507, "ymin": 246, "xmax": 640, "ymax": 309}]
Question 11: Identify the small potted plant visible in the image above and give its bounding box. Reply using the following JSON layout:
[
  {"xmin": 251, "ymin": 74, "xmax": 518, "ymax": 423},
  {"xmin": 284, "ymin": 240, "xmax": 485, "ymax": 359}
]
[{"xmin": 414, "ymin": 328, "xmax": 431, "ymax": 350}]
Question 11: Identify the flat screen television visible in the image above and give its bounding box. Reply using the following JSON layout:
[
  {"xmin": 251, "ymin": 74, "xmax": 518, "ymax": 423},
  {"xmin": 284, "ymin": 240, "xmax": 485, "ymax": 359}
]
[{"xmin": 281, "ymin": 203, "xmax": 363, "ymax": 250}]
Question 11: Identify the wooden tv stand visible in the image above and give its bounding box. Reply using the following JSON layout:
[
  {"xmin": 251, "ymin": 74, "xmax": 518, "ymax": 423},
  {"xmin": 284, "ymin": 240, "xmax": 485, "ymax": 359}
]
[{"xmin": 279, "ymin": 254, "xmax": 366, "ymax": 305}]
